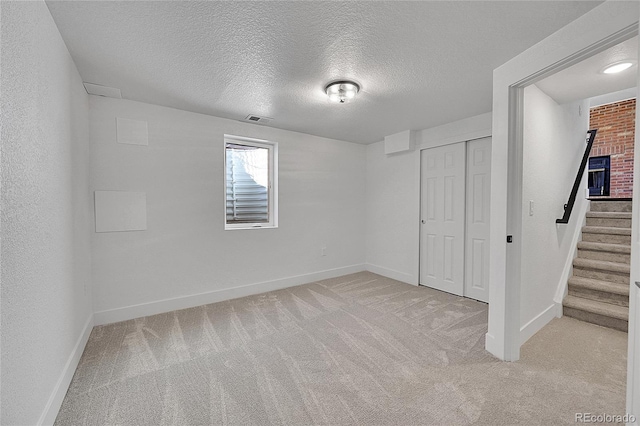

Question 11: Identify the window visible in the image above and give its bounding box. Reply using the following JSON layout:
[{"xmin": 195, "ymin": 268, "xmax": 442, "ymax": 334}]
[{"xmin": 224, "ymin": 136, "xmax": 278, "ymax": 229}]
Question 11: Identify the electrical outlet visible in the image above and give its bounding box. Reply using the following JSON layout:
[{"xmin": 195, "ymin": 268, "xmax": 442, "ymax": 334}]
[
  {"xmin": 321, "ymin": 246, "xmax": 327, "ymax": 256},
  {"xmin": 529, "ymin": 200, "xmax": 534, "ymax": 216}
]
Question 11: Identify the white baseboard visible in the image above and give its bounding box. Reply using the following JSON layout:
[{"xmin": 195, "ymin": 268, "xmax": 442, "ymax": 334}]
[
  {"xmin": 94, "ymin": 264, "xmax": 366, "ymax": 326},
  {"xmin": 364, "ymin": 263, "xmax": 417, "ymax": 285},
  {"xmin": 38, "ymin": 314, "xmax": 94, "ymax": 426},
  {"xmin": 520, "ymin": 303, "xmax": 560, "ymax": 346},
  {"xmin": 555, "ymin": 302, "xmax": 563, "ymax": 318}
]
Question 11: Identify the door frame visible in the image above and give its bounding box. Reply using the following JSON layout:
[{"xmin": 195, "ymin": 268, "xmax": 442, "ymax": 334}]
[
  {"xmin": 487, "ymin": 0, "xmax": 639, "ymax": 419},
  {"xmin": 413, "ymin": 117, "xmax": 492, "ymax": 290}
]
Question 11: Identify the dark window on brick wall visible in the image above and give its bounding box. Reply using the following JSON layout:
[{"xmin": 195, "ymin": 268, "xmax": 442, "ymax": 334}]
[{"xmin": 589, "ymin": 98, "xmax": 635, "ymax": 198}]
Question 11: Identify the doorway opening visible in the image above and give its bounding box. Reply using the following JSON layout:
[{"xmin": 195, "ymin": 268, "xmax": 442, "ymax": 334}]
[
  {"xmin": 488, "ymin": 7, "xmax": 638, "ymax": 416},
  {"xmin": 516, "ymin": 35, "xmax": 637, "ymax": 416},
  {"xmin": 519, "ymin": 34, "xmax": 637, "ymax": 337}
]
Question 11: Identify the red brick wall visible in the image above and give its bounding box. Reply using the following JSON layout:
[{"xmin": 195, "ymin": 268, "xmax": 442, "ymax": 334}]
[{"xmin": 589, "ymin": 98, "xmax": 635, "ymax": 198}]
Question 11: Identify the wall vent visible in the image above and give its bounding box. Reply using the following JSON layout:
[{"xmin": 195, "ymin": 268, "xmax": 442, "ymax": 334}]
[
  {"xmin": 83, "ymin": 82, "xmax": 122, "ymax": 99},
  {"xmin": 243, "ymin": 114, "xmax": 273, "ymax": 125}
]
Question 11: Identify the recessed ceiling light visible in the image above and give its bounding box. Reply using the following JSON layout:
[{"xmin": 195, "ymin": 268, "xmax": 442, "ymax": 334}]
[
  {"xmin": 325, "ymin": 80, "xmax": 360, "ymax": 104},
  {"xmin": 602, "ymin": 62, "xmax": 634, "ymax": 74}
]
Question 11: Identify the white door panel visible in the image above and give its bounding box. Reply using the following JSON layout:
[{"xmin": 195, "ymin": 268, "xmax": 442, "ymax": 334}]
[
  {"xmin": 465, "ymin": 137, "xmax": 491, "ymax": 302},
  {"xmin": 420, "ymin": 142, "xmax": 466, "ymax": 296}
]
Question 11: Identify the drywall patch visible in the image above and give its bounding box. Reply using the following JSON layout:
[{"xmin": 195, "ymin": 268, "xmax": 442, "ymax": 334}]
[
  {"xmin": 95, "ymin": 191, "xmax": 147, "ymax": 232},
  {"xmin": 116, "ymin": 117, "xmax": 148, "ymax": 146}
]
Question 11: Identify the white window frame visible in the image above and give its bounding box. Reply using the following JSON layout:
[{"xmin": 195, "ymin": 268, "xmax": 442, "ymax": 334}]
[{"xmin": 224, "ymin": 135, "xmax": 278, "ymax": 230}]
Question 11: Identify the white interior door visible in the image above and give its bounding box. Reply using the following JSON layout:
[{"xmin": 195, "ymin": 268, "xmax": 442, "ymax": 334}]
[
  {"xmin": 464, "ymin": 137, "xmax": 492, "ymax": 303},
  {"xmin": 420, "ymin": 142, "xmax": 466, "ymax": 296}
]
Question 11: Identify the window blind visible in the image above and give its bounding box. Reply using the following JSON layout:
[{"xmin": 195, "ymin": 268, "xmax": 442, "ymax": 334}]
[{"xmin": 225, "ymin": 144, "xmax": 269, "ymax": 223}]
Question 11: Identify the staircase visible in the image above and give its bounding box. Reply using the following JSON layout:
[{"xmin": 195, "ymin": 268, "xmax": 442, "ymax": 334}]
[{"xmin": 563, "ymin": 200, "xmax": 632, "ymax": 332}]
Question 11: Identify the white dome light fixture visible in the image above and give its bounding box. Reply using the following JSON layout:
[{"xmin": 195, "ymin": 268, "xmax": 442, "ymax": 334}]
[
  {"xmin": 602, "ymin": 61, "xmax": 634, "ymax": 74},
  {"xmin": 325, "ymin": 80, "xmax": 360, "ymax": 104}
]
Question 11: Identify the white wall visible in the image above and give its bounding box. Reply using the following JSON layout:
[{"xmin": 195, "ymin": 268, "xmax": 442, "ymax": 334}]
[
  {"xmin": 589, "ymin": 87, "xmax": 637, "ymax": 109},
  {"xmin": 365, "ymin": 113, "xmax": 492, "ymax": 286},
  {"xmin": 89, "ymin": 96, "xmax": 366, "ymax": 321},
  {"xmin": 365, "ymin": 142, "xmax": 418, "ymax": 283},
  {"xmin": 520, "ymin": 84, "xmax": 589, "ymax": 341},
  {"xmin": 1, "ymin": 2, "xmax": 93, "ymax": 424}
]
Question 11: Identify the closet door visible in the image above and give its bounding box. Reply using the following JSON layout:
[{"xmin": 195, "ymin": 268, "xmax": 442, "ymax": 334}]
[
  {"xmin": 420, "ymin": 142, "xmax": 466, "ymax": 296},
  {"xmin": 464, "ymin": 137, "xmax": 491, "ymax": 303}
]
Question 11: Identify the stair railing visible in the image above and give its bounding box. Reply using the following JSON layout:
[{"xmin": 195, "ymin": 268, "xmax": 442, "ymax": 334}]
[{"xmin": 556, "ymin": 129, "xmax": 598, "ymax": 224}]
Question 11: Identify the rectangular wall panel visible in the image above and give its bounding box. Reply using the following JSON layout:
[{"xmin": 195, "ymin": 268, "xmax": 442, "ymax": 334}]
[
  {"xmin": 95, "ymin": 191, "xmax": 147, "ymax": 232},
  {"xmin": 117, "ymin": 117, "xmax": 148, "ymax": 146}
]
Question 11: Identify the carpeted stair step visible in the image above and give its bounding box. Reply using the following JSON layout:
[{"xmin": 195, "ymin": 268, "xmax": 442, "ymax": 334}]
[
  {"xmin": 581, "ymin": 226, "xmax": 631, "ymax": 245},
  {"xmin": 577, "ymin": 241, "xmax": 631, "ymax": 264},
  {"xmin": 567, "ymin": 276, "xmax": 629, "ymax": 307},
  {"xmin": 563, "ymin": 295, "xmax": 628, "ymax": 332},
  {"xmin": 572, "ymin": 258, "xmax": 630, "ymax": 284},
  {"xmin": 589, "ymin": 200, "xmax": 632, "ymax": 213},
  {"xmin": 585, "ymin": 211, "xmax": 632, "ymax": 229}
]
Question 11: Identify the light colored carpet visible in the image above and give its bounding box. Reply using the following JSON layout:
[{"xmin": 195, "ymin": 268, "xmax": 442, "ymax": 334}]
[{"xmin": 55, "ymin": 272, "xmax": 627, "ymax": 425}]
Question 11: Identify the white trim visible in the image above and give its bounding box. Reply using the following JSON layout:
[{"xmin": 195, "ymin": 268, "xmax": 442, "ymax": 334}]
[
  {"xmin": 553, "ymin": 199, "xmax": 590, "ymax": 307},
  {"xmin": 38, "ymin": 314, "xmax": 94, "ymax": 426},
  {"xmin": 94, "ymin": 264, "xmax": 366, "ymax": 325},
  {"xmin": 416, "ymin": 112, "xmax": 492, "ymax": 150},
  {"xmin": 520, "ymin": 303, "xmax": 560, "ymax": 346},
  {"xmin": 365, "ymin": 263, "xmax": 417, "ymax": 286},
  {"xmin": 485, "ymin": 333, "xmax": 499, "ymax": 357},
  {"xmin": 224, "ymin": 135, "xmax": 278, "ymax": 230},
  {"xmin": 588, "ymin": 87, "xmax": 637, "ymax": 109}
]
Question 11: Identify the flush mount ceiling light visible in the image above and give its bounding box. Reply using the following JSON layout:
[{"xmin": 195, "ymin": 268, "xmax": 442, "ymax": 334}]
[
  {"xmin": 325, "ymin": 80, "xmax": 360, "ymax": 103},
  {"xmin": 602, "ymin": 61, "xmax": 635, "ymax": 74}
]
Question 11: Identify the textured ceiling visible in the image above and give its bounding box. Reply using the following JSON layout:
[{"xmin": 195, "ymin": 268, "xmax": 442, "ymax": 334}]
[
  {"xmin": 46, "ymin": 1, "xmax": 603, "ymax": 144},
  {"xmin": 537, "ymin": 36, "xmax": 638, "ymax": 105}
]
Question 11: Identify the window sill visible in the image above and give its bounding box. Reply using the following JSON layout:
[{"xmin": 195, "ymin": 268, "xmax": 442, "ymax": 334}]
[{"xmin": 224, "ymin": 224, "xmax": 278, "ymax": 231}]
